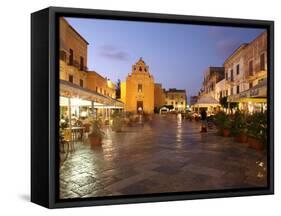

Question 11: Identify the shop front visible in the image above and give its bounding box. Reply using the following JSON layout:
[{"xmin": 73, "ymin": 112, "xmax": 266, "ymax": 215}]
[
  {"xmin": 228, "ymin": 79, "xmax": 267, "ymax": 113},
  {"xmin": 59, "ymin": 80, "xmax": 124, "ymax": 127}
]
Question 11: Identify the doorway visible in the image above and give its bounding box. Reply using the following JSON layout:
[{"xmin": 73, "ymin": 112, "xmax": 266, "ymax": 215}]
[{"xmin": 137, "ymin": 101, "xmax": 143, "ymax": 113}]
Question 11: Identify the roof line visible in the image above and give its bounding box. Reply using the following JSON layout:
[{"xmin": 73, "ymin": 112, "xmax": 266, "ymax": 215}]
[{"xmin": 61, "ymin": 17, "xmax": 89, "ymax": 45}]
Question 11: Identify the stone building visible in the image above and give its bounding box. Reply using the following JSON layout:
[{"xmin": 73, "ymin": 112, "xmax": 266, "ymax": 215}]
[
  {"xmin": 59, "ymin": 17, "xmax": 89, "ymax": 87},
  {"xmin": 201, "ymin": 67, "xmax": 224, "ymax": 99},
  {"xmin": 224, "ymin": 31, "xmax": 267, "ymax": 112},
  {"xmin": 215, "ymin": 79, "xmax": 226, "ymax": 101},
  {"xmin": 165, "ymin": 88, "xmax": 187, "ymax": 112},
  {"xmin": 223, "ymin": 44, "xmax": 248, "ymax": 99},
  {"xmin": 154, "ymin": 83, "xmax": 166, "ymax": 110},
  {"xmin": 121, "ymin": 58, "xmax": 155, "ymax": 114},
  {"xmin": 190, "ymin": 96, "xmax": 199, "ymax": 107},
  {"xmin": 86, "ymin": 71, "xmax": 116, "ymax": 98},
  {"xmin": 59, "ymin": 17, "xmax": 123, "ymax": 120}
]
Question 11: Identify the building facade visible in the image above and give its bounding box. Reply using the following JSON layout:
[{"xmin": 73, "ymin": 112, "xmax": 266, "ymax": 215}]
[
  {"xmin": 194, "ymin": 31, "xmax": 267, "ymax": 114},
  {"xmin": 59, "ymin": 17, "xmax": 89, "ymax": 88},
  {"xmin": 121, "ymin": 58, "xmax": 155, "ymax": 114},
  {"xmin": 224, "ymin": 31, "xmax": 267, "ymax": 113},
  {"xmin": 154, "ymin": 83, "xmax": 166, "ymax": 110},
  {"xmin": 59, "ymin": 17, "xmax": 123, "ymax": 121},
  {"xmin": 201, "ymin": 67, "xmax": 224, "ymax": 99},
  {"xmin": 165, "ymin": 88, "xmax": 187, "ymax": 112},
  {"xmin": 121, "ymin": 58, "xmax": 188, "ymax": 114}
]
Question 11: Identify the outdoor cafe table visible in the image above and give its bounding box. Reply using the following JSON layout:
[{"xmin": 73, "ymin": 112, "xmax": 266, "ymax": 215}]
[{"xmin": 68, "ymin": 126, "xmax": 85, "ymax": 142}]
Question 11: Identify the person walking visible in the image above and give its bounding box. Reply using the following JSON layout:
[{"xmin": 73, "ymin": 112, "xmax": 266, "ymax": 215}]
[{"xmin": 200, "ymin": 109, "xmax": 207, "ymax": 132}]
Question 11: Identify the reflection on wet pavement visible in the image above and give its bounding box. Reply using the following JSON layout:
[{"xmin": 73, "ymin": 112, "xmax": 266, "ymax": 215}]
[{"xmin": 60, "ymin": 115, "xmax": 267, "ymax": 199}]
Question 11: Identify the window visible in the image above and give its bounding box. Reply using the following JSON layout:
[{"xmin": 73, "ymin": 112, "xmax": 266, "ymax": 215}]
[
  {"xmin": 249, "ymin": 60, "xmax": 253, "ymax": 76},
  {"xmin": 68, "ymin": 74, "xmax": 73, "ymax": 83},
  {"xmin": 225, "ymin": 72, "xmax": 228, "ymax": 80},
  {"xmin": 139, "ymin": 67, "xmax": 142, "ymax": 71},
  {"xmin": 230, "ymin": 88, "xmax": 233, "ymax": 95},
  {"xmin": 226, "ymin": 90, "xmax": 228, "ymax": 96},
  {"xmin": 79, "ymin": 79, "xmax": 83, "ymax": 87},
  {"xmin": 181, "ymin": 102, "xmax": 184, "ymax": 105},
  {"xmin": 69, "ymin": 49, "xmax": 74, "ymax": 65},
  {"xmin": 220, "ymin": 91, "xmax": 222, "ymax": 98},
  {"xmin": 175, "ymin": 102, "xmax": 178, "ymax": 105},
  {"xmin": 249, "ymin": 82, "xmax": 253, "ymax": 89},
  {"xmin": 260, "ymin": 53, "xmax": 265, "ymax": 70},
  {"xmin": 236, "ymin": 64, "xmax": 240, "ymax": 75},
  {"xmin": 96, "ymin": 87, "xmax": 98, "ymax": 92},
  {"xmin": 230, "ymin": 69, "xmax": 234, "ymax": 81},
  {"xmin": 236, "ymin": 85, "xmax": 239, "ymax": 94},
  {"xmin": 138, "ymin": 84, "xmax": 142, "ymax": 93},
  {"xmin": 104, "ymin": 90, "xmax": 106, "ymax": 95},
  {"xmin": 80, "ymin": 56, "xmax": 84, "ymax": 70}
]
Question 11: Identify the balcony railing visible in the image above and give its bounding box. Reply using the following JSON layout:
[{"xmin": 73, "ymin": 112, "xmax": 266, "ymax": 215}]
[{"xmin": 59, "ymin": 50, "xmax": 67, "ymax": 62}]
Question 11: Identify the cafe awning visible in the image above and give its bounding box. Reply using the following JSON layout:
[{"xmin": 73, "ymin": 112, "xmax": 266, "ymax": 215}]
[
  {"xmin": 228, "ymin": 78, "xmax": 267, "ymax": 103},
  {"xmin": 60, "ymin": 79, "xmax": 124, "ymax": 108},
  {"xmin": 193, "ymin": 95, "xmax": 220, "ymax": 107}
]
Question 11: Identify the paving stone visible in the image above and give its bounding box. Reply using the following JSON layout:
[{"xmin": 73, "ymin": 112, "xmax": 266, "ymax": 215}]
[{"xmin": 60, "ymin": 115, "xmax": 267, "ymax": 199}]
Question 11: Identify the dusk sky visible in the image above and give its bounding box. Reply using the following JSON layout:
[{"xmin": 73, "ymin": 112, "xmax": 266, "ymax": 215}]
[{"xmin": 66, "ymin": 17, "xmax": 265, "ymax": 102}]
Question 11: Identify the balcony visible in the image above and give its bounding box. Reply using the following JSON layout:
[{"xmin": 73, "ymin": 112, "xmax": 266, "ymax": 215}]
[
  {"xmin": 247, "ymin": 70, "xmax": 267, "ymax": 81},
  {"xmin": 227, "ymin": 78, "xmax": 267, "ymax": 103},
  {"xmin": 225, "ymin": 77, "xmax": 235, "ymax": 85}
]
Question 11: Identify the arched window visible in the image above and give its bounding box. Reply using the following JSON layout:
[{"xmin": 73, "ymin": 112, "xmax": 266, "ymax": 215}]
[{"xmin": 139, "ymin": 67, "xmax": 142, "ymax": 71}]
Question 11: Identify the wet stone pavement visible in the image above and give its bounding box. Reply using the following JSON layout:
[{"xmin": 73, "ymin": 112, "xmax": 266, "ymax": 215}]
[{"xmin": 60, "ymin": 115, "xmax": 267, "ymax": 199}]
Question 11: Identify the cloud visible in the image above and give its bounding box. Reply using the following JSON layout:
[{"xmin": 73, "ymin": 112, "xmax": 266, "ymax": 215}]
[
  {"xmin": 215, "ymin": 39, "xmax": 241, "ymax": 57},
  {"xmin": 98, "ymin": 45, "xmax": 130, "ymax": 61}
]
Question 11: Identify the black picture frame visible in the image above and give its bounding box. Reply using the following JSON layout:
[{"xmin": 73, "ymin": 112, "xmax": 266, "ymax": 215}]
[{"xmin": 31, "ymin": 6, "xmax": 274, "ymax": 209}]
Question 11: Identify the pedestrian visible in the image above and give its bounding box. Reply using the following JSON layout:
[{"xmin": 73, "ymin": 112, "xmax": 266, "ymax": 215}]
[{"xmin": 200, "ymin": 109, "xmax": 207, "ymax": 132}]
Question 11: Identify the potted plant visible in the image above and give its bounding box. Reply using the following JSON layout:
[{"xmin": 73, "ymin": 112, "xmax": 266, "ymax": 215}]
[
  {"xmin": 231, "ymin": 111, "xmax": 248, "ymax": 143},
  {"xmin": 112, "ymin": 111, "xmax": 124, "ymax": 132},
  {"xmin": 215, "ymin": 111, "xmax": 231, "ymax": 137},
  {"xmin": 88, "ymin": 119, "xmax": 104, "ymax": 146},
  {"xmin": 246, "ymin": 112, "xmax": 267, "ymax": 151}
]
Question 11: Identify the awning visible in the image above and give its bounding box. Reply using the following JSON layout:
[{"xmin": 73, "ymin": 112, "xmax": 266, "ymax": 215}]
[
  {"xmin": 228, "ymin": 78, "xmax": 267, "ymax": 103},
  {"xmin": 193, "ymin": 95, "xmax": 220, "ymax": 107},
  {"xmin": 238, "ymin": 98, "xmax": 267, "ymax": 103},
  {"xmin": 60, "ymin": 80, "xmax": 124, "ymax": 108}
]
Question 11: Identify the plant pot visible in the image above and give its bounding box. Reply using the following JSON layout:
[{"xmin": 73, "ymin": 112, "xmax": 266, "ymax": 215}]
[
  {"xmin": 222, "ymin": 128, "xmax": 231, "ymax": 137},
  {"xmin": 247, "ymin": 136, "xmax": 264, "ymax": 151},
  {"xmin": 89, "ymin": 136, "xmax": 102, "ymax": 146},
  {"xmin": 235, "ymin": 133, "xmax": 248, "ymax": 143}
]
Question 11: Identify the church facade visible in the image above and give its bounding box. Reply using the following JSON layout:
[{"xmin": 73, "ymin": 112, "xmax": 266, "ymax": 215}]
[
  {"xmin": 121, "ymin": 58, "xmax": 155, "ymax": 114},
  {"xmin": 121, "ymin": 58, "xmax": 187, "ymax": 114}
]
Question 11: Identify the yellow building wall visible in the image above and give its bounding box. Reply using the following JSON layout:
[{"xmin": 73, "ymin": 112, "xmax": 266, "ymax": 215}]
[
  {"xmin": 154, "ymin": 84, "xmax": 166, "ymax": 109},
  {"xmin": 84, "ymin": 71, "xmax": 116, "ymax": 98},
  {"xmin": 59, "ymin": 17, "xmax": 119, "ymax": 103},
  {"xmin": 59, "ymin": 60, "xmax": 87, "ymax": 87},
  {"xmin": 165, "ymin": 91, "xmax": 187, "ymax": 112},
  {"xmin": 122, "ymin": 58, "xmax": 155, "ymax": 114},
  {"xmin": 125, "ymin": 74, "xmax": 154, "ymax": 113},
  {"xmin": 120, "ymin": 82, "xmax": 126, "ymax": 104},
  {"xmin": 60, "ymin": 17, "xmax": 88, "ymax": 67}
]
